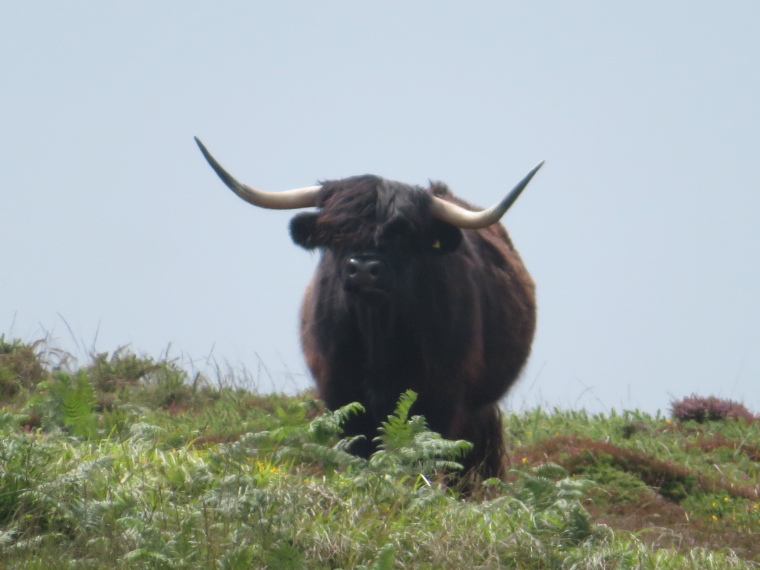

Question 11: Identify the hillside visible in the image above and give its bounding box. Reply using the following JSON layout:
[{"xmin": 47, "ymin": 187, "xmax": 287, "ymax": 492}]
[{"xmin": 1, "ymin": 337, "xmax": 758, "ymax": 568}]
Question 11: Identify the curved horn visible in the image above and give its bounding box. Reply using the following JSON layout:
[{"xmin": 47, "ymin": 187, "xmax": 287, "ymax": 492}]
[
  {"xmin": 195, "ymin": 137, "xmax": 320, "ymax": 210},
  {"xmin": 430, "ymin": 161, "xmax": 544, "ymax": 229}
]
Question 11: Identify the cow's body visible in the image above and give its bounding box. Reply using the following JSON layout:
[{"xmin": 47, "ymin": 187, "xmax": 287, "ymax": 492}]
[
  {"xmin": 194, "ymin": 138, "xmax": 541, "ymax": 479},
  {"xmin": 293, "ymin": 176, "xmax": 535, "ymax": 478}
]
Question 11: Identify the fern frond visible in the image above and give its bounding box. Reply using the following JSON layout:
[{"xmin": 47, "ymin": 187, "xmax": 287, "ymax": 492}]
[
  {"xmin": 375, "ymin": 390, "xmax": 420, "ymax": 452},
  {"xmin": 47, "ymin": 371, "xmax": 98, "ymax": 439},
  {"xmin": 300, "ymin": 442, "xmax": 367, "ymax": 470},
  {"xmin": 308, "ymin": 401, "xmax": 364, "ymax": 445}
]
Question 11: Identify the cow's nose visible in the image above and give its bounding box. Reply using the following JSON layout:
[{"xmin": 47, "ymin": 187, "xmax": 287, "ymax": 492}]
[{"xmin": 345, "ymin": 257, "xmax": 383, "ymax": 289}]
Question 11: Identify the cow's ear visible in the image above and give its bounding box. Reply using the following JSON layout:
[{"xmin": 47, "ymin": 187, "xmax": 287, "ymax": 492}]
[
  {"xmin": 430, "ymin": 220, "xmax": 462, "ymax": 254},
  {"xmin": 290, "ymin": 212, "xmax": 324, "ymax": 250}
]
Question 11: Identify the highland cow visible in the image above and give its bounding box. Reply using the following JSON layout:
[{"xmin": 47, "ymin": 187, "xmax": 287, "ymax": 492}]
[{"xmin": 195, "ymin": 137, "xmax": 542, "ymax": 479}]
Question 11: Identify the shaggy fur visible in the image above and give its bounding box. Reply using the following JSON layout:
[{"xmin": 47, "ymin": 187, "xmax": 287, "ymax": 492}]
[{"xmin": 289, "ymin": 175, "xmax": 536, "ymax": 480}]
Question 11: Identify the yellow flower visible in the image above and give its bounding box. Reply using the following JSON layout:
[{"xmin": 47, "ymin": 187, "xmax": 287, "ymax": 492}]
[
  {"xmin": 522, "ymin": 457, "xmax": 528, "ymax": 463},
  {"xmin": 712, "ymin": 515, "xmax": 718, "ymax": 520}
]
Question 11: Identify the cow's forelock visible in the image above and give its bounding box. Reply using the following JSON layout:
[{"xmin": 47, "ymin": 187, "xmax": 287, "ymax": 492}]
[{"xmin": 315, "ymin": 176, "xmax": 432, "ymax": 249}]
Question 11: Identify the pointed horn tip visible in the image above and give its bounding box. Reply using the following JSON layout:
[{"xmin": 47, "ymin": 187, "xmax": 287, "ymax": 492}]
[
  {"xmin": 519, "ymin": 160, "xmax": 545, "ymax": 185},
  {"xmin": 194, "ymin": 136, "xmax": 209, "ymax": 153},
  {"xmin": 194, "ymin": 137, "xmax": 224, "ymax": 173}
]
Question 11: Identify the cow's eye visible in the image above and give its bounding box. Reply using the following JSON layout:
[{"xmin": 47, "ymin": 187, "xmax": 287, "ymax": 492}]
[{"xmin": 381, "ymin": 218, "xmax": 412, "ymax": 247}]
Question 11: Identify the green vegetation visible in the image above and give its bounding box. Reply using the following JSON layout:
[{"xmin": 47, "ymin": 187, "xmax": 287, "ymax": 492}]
[{"xmin": 1, "ymin": 336, "xmax": 759, "ymax": 568}]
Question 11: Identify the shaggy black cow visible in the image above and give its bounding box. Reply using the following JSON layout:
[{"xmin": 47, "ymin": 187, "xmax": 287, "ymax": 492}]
[{"xmin": 195, "ymin": 137, "xmax": 542, "ymax": 479}]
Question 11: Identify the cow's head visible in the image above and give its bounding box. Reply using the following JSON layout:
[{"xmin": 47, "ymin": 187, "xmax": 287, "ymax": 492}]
[
  {"xmin": 195, "ymin": 137, "xmax": 543, "ymax": 302},
  {"xmin": 289, "ymin": 175, "xmax": 465, "ymax": 302}
]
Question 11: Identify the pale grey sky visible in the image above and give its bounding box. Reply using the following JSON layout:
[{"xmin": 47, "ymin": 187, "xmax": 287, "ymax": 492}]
[{"xmin": 3, "ymin": 3, "xmax": 759, "ymax": 414}]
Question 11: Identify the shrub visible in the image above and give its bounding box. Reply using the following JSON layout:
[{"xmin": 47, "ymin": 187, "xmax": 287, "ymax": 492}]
[
  {"xmin": 670, "ymin": 395, "xmax": 756, "ymax": 424},
  {"xmin": 0, "ymin": 337, "xmax": 49, "ymax": 401},
  {"xmin": 85, "ymin": 348, "xmax": 161, "ymax": 393}
]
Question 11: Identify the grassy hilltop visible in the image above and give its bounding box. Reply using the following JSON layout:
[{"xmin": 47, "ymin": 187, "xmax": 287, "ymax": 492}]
[{"xmin": 1, "ymin": 337, "xmax": 759, "ymax": 569}]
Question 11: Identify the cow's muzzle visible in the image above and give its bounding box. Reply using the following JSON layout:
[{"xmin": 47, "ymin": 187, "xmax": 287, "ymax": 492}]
[{"xmin": 343, "ymin": 256, "xmax": 386, "ymax": 298}]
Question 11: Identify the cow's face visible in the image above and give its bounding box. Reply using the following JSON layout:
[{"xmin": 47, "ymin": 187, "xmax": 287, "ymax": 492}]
[{"xmin": 289, "ymin": 175, "xmax": 462, "ymax": 303}]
